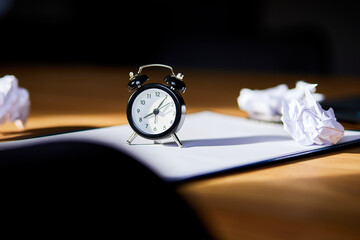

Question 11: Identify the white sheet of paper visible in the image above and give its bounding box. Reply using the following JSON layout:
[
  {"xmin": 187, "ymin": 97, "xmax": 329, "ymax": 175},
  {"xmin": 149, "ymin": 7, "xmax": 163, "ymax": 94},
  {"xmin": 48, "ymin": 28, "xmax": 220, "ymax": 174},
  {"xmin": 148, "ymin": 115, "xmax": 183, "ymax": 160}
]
[{"xmin": 1, "ymin": 111, "xmax": 359, "ymax": 182}]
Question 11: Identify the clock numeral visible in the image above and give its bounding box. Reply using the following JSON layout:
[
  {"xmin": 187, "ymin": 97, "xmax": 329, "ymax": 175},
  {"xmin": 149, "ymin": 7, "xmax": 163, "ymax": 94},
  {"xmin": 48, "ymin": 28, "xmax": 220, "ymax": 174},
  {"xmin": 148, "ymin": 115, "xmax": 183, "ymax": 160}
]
[
  {"xmin": 153, "ymin": 127, "xmax": 157, "ymax": 132},
  {"xmin": 163, "ymin": 125, "xmax": 167, "ymax": 130},
  {"xmin": 139, "ymin": 117, "xmax": 142, "ymax": 122},
  {"xmin": 170, "ymin": 120, "xmax": 173, "ymax": 124},
  {"xmin": 140, "ymin": 100, "xmax": 145, "ymax": 105},
  {"xmin": 147, "ymin": 94, "xmax": 151, "ymax": 98},
  {"xmin": 172, "ymin": 111, "xmax": 175, "ymax": 116},
  {"xmin": 145, "ymin": 124, "xmax": 148, "ymax": 128},
  {"xmin": 137, "ymin": 109, "xmax": 140, "ymax": 113},
  {"xmin": 155, "ymin": 92, "xmax": 160, "ymax": 97}
]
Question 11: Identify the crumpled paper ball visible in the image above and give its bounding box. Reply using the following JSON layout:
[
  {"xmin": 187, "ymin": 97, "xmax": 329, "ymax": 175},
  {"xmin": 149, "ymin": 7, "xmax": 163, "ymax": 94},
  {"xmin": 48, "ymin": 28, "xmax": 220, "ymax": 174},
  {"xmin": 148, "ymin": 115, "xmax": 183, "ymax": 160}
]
[
  {"xmin": 237, "ymin": 81, "xmax": 324, "ymax": 121},
  {"xmin": 281, "ymin": 84, "xmax": 344, "ymax": 145},
  {"xmin": 0, "ymin": 75, "xmax": 30, "ymax": 129}
]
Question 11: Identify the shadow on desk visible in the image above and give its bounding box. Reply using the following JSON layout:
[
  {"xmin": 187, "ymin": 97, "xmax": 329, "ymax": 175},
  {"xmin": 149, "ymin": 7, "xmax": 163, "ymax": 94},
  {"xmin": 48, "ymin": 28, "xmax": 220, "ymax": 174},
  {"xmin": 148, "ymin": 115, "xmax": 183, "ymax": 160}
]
[
  {"xmin": 0, "ymin": 126, "xmax": 98, "ymax": 142},
  {"xmin": 0, "ymin": 141, "xmax": 211, "ymax": 239}
]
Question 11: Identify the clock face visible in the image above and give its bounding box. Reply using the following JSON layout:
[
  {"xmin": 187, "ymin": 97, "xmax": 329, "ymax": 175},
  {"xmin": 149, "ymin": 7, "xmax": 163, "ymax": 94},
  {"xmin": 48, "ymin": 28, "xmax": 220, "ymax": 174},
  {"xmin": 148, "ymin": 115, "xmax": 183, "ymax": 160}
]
[{"xmin": 127, "ymin": 84, "xmax": 185, "ymax": 139}]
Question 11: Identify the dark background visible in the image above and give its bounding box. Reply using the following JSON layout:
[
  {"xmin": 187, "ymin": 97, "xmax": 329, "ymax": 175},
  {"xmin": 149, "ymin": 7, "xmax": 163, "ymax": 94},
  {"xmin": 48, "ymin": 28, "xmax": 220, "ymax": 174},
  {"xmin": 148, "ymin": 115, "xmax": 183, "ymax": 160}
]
[{"xmin": 1, "ymin": 0, "xmax": 360, "ymax": 76}]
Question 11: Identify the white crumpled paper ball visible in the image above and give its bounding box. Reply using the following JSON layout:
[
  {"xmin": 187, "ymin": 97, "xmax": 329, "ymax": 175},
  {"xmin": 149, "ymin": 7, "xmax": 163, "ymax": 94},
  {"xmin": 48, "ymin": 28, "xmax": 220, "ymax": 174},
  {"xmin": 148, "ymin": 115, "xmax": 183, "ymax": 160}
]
[
  {"xmin": 237, "ymin": 81, "xmax": 324, "ymax": 121},
  {"xmin": 281, "ymin": 84, "xmax": 344, "ymax": 146},
  {"xmin": 238, "ymin": 84, "xmax": 287, "ymax": 121},
  {"xmin": 0, "ymin": 75, "xmax": 30, "ymax": 129}
]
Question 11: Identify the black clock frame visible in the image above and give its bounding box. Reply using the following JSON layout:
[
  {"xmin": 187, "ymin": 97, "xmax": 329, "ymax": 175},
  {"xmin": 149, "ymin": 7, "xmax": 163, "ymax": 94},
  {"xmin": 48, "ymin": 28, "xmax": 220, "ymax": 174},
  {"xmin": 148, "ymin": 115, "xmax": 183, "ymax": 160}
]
[{"xmin": 127, "ymin": 83, "xmax": 186, "ymax": 140}]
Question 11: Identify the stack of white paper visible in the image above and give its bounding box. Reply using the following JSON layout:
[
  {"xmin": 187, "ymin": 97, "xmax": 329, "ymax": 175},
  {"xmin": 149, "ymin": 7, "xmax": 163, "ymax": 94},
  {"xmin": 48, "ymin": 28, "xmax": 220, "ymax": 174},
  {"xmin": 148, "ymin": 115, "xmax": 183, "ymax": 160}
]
[{"xmin": 0, "ymin": 112, "xmax": 359, "ymax": 182}]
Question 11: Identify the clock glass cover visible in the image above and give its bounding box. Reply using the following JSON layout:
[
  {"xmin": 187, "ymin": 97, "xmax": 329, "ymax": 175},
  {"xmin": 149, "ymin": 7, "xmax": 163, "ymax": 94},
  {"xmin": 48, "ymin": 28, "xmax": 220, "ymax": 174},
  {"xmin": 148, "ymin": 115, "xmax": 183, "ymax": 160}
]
[{"xmin": 130, "ymin": 87, "xmax": 178, "ymax": 137}]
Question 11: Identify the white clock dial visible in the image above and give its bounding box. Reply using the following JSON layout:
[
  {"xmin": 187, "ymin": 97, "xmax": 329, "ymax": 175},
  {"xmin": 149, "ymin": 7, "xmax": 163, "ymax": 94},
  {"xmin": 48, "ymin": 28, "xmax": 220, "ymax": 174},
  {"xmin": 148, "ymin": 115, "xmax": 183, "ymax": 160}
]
[{"xmin": 131, "ymin": 88, "xmax": 177, "ymax": 135}]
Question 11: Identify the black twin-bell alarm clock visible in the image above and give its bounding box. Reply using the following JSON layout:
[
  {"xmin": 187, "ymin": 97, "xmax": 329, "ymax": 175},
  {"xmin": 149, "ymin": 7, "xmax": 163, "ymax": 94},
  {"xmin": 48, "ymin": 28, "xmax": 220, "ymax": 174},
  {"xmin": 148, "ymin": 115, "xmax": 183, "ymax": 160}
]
[{"xmin": 126, "ymin": 64, "xmax": 186, "ymax": 147}]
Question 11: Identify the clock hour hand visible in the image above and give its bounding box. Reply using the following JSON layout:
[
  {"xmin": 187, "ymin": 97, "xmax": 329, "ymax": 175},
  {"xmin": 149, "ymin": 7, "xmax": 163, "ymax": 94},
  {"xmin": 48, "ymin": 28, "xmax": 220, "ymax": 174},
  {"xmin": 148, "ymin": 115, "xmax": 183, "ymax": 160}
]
[
  {"xmin": 144, "ymin": 98, "xmax": 169, "ymax": 122},
  {"xmin": 143, "ymin": 112, "xmax": 154, "ymax": 119},
  {"xmin": 144, "ymin": 107, "xmax": 161, "ymax": 119}
]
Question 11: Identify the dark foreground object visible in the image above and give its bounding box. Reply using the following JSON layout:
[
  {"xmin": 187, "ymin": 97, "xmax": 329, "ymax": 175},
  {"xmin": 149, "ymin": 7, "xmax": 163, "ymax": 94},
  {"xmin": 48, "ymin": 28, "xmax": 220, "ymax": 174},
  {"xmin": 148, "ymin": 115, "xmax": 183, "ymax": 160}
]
[{"xmin": 0, "ymin": 141, "xmax": 211, "ymax": 239}]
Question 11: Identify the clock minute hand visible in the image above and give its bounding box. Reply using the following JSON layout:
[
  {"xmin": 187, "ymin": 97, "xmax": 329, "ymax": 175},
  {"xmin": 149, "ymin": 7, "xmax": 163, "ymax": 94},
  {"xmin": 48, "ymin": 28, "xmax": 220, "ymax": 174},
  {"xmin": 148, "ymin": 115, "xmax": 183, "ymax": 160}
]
[
  {"xmin": 157, "ymin": 96, "xmax": 167, "ymax": 109},
  {"xmin": 143, "ymin": 96, "xmax": 168, "ymax": 119}
]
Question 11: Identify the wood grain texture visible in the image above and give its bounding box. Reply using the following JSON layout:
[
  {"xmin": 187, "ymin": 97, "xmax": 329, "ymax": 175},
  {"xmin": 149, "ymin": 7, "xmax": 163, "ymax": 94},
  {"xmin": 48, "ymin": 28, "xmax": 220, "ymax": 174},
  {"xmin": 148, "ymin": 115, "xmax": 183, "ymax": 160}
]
[
  {"xmin": 178, "ymin": 148, "xmax": 360, "ymax": 239},
  {"xmin": 0, "ymin": 64, "xmax": 359, "ymax": 239}
]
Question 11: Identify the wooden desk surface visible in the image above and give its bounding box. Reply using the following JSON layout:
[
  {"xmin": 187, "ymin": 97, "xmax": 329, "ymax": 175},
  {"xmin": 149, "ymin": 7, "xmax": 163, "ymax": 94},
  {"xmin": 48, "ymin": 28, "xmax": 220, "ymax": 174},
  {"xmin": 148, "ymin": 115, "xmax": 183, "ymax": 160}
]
[{"xmin": 1, "ymin": 64, "xmax": 359, "ymax": 239}]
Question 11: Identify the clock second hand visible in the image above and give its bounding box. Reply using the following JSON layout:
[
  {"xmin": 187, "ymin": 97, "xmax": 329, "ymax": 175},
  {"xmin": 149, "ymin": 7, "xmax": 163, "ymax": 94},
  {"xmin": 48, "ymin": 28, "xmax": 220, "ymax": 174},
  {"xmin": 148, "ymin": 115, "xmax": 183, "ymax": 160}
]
[
  {"xmin": 157, "ymin": 96, "xmax": 167, "ymax": 109},
  {"xmin": 158, "ymin": 102, "xmax": 170, "ymax": 110},
  {"xmin": 154, "ymin": 102, "xmax": 170, "ymax": 124},
  {"xmin": 143, "ymin": 111, "xmax": 157, "ymax": 124}
]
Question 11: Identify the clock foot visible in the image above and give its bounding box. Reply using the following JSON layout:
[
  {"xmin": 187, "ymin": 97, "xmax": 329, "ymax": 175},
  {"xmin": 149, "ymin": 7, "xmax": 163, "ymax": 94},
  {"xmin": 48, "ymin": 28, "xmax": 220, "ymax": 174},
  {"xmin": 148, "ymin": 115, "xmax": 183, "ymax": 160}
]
[
  {"xmin": 126, "ymin": 132, "xmax": 137, "ymax": 145},
  {"xmin": 171, "ymin": 133, "xmax": 183, "ymax": 148}
]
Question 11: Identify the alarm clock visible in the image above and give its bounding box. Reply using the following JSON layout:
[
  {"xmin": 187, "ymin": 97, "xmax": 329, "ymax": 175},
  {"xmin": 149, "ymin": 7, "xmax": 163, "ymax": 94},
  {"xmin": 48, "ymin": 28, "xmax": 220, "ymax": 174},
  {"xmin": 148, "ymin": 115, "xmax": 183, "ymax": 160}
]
[{"xmin": 126, "ymin": 64, "xmax": 186, "ymax": 147}]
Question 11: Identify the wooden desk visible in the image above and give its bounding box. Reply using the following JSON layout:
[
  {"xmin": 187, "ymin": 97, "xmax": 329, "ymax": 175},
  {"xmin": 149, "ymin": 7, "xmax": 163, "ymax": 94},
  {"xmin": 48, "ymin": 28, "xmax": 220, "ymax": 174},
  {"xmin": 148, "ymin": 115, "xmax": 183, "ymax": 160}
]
[{"xmin": 1, "ymin": 64, "xmax": 359, "ymax": 239}]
